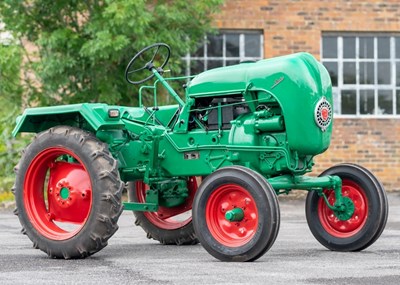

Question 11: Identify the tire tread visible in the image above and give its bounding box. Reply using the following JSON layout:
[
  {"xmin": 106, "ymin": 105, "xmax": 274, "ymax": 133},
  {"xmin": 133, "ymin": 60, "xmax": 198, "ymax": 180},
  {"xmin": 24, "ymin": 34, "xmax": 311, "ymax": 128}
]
[{"xmin": 14, "ymin": 126, "xmax": 123, "ymax": 259}]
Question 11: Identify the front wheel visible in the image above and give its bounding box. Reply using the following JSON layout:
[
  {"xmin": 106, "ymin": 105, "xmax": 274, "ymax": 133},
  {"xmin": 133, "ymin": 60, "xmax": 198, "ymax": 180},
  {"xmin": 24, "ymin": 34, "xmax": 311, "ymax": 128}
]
[
  {"xmin": 305, "ymin": 163, "xmax": 388, "ymax": 251},
  {"xmin": 13, "ymin": 126, "xmax": 124, "ymax": 259},
  {"xmin": 193, "ymin": 166, "xmax": 280, "ymax": 262}
]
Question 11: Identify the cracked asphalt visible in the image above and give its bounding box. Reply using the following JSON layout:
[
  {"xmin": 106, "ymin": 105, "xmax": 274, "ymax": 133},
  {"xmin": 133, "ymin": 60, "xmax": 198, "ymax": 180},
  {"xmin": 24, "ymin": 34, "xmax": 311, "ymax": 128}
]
[{"xmin": 1, "ymin": 193, "xmax": 400, "ymax": 285}]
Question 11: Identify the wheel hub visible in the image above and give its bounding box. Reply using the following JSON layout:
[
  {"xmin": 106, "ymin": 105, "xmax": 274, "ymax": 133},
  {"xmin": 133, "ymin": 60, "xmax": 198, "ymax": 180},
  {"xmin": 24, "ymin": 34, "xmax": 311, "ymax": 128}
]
[
  {"xmin": 317, "ymin": 180, "xmax": 368, "ymax": 238},
  {"xmin": 225, "ymin": 207, "xmax": 244, "ymax": 222},
  {"xmin": 334, "ymin": 196, "xmax": 355, "ymax": 221},
  {"xmin": 60, "ymin": 187, "xmax": 70, "ymax": 200},
  {"xmin": 206, "ymin": 184, "xmax": 259, "ymax": 247},
  {"xmin": 47, "ymin": 161, "xmax": 91, "ymax": 223}
]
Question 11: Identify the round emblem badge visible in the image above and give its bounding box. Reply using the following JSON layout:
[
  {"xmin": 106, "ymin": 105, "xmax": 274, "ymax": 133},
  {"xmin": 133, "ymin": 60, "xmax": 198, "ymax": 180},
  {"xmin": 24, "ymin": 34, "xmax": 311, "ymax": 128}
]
[{"xmin": 314, "ymin": 97, "xmax": 332, "ymax": 132}]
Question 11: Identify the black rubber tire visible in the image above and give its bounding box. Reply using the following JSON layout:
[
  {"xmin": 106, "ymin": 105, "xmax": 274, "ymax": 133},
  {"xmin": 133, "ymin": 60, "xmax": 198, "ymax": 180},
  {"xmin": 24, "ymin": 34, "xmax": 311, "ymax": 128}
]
[
  {"xmin": 192, "ymin": 166, "xmax": 280, "ymax": 262},
  {"xmin": 127, "ymin": 179, "xmax": 198, "ymax": 245},
  {"xmin": 13, "ymin": 126, "xmax": 124, "ymax": 259},
  {"xmin": 305, "ymin": 163, "xmax": 388, "ymax": 251}
]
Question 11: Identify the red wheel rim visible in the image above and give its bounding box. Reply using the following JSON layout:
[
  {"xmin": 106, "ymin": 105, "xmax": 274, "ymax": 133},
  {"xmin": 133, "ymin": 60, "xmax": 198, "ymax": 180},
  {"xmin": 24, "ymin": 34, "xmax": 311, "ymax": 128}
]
[
  {"xmin": 206, "ymin": 184, "xmax": 258, "ymax": 247},
  {"xmin": 135, "ymin": 177, "xmax": 199, "ymax": 230},
  {"xmin": 24, "ymin": 147, "xmax": 92, "ymax": 240},
  {"xmin": 318, "ymin": 179, "xmax": 368, "ymax": 238}
]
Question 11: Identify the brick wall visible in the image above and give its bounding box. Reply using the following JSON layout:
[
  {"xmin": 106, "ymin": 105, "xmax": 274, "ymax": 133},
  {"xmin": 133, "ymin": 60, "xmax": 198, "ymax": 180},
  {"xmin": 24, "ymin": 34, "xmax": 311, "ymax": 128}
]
[
  {"xmin": 215, "ymin": 0, "xmax": 400, "ymax": 59},
  {"xmin": 313, "ymin": 119, "xmax": 400, "ymax": 191},
  {"xmin": 214, "ymin": 0, "xmax": 400, "ymax": 191}
]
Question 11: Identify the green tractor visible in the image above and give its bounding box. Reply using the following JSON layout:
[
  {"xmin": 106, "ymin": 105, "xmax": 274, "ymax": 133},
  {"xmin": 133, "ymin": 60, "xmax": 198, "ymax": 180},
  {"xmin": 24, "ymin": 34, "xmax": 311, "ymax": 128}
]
[{"xmin": 12, "ymin": 43, "xmax": 388, "ymax": 262}]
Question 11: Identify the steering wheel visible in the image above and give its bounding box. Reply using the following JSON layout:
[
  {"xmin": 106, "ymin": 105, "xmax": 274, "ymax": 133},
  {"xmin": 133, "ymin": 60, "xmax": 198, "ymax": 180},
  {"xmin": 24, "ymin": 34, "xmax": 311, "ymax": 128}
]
[{"xmin": 125, "ymin": 43, "xmax": 171, "ymax": 85}]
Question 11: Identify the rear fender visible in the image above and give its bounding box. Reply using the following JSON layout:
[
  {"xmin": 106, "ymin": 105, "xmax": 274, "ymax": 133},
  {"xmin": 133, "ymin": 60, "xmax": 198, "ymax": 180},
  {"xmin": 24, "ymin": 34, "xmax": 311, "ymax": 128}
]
[{"xmin": 12, "ymin": 103, "xmax": 125, "ymax": 136}]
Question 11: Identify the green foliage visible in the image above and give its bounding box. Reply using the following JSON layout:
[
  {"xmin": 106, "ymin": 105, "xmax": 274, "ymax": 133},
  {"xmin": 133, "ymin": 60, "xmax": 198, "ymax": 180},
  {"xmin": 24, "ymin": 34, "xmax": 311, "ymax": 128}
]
[
  {"xmin": 0, "ymin": 0, "xmax": 223, "ymax": 106},
  {"xmin": 0, "ymin": 0, "xmax": 222, "ymax": 198},
  {"xmin": 0, "ymin": 42, "xmax": 28, "ymax": 197}
]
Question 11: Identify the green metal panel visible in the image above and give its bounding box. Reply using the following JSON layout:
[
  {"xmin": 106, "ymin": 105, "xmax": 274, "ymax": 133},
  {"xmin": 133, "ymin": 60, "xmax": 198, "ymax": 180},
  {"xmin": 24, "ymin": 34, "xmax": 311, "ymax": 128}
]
[
  {"xmin": 12, "ymin": 103, "xmax": 125, "ymax": 136},
  {"xmin": 186, "ymin": 53, "xmax": 333, "ymax": 155}
]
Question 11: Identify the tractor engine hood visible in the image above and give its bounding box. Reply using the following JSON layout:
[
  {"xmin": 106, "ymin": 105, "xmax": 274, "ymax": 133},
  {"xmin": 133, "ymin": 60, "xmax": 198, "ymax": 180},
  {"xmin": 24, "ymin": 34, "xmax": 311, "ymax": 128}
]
[
  {"xmin": 186, "ymin": 52, "xmax": 333, "ymax": 155},
  {"xmin": 186, "ymin": 52, "xmax": 329, "ymax": 99}
]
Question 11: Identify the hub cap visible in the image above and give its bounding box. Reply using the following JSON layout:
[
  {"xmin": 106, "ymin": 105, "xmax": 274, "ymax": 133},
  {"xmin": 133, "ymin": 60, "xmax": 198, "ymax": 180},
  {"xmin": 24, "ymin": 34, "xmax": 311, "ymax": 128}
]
[{"xmin": 206, "ymin": 184, "xmax": 258, "ymax": 247}]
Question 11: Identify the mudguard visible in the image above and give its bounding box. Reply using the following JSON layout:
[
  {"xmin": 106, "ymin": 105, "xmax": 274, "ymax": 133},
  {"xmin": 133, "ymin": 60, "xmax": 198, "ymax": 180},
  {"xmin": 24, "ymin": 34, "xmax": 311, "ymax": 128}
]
[{"xmin": 12, "ymin": 103, "xmax": 125, "ymax": 136}]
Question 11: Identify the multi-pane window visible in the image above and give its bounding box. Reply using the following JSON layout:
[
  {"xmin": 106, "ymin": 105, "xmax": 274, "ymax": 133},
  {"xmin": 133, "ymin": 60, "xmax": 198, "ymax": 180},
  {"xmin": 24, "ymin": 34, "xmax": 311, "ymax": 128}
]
[
  {"xmin": 322, "ymin": 34, "xmax": 400, "ymax": 117},
  {"xmin": 184, "ymin": 30, "xmax": 264, "ymax": 76}
]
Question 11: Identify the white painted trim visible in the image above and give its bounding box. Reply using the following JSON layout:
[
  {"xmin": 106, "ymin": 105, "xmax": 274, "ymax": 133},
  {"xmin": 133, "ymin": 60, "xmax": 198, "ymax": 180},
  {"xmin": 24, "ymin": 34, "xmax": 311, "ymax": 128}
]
[
  {"xmin": 322, "ymin": 34, "xmax": 400, "ymax": 117},
  {"xmin": 185, "ymin": 30, "xmax": 264, "ymax": 76}
]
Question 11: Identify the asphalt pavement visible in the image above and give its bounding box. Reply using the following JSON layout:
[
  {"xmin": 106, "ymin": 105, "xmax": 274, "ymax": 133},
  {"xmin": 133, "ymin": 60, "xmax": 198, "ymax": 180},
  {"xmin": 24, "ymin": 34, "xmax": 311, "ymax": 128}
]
[{"xmin": 1, "ymin": 193, "xmax": 400, "ymax": 285}]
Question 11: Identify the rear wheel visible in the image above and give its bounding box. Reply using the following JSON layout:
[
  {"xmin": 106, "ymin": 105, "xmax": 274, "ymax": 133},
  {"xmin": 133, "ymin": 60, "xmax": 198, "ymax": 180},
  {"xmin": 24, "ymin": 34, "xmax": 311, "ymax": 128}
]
[
  {"xmin": 127, "ymin": 176, "xmax": 199, "ymax": 245},
  {"xmin": 193, "ymin": 166, "xmax": 280, "ymax": 262},
  {"xmin": 305, "ymin": 163, "xmax": 388, "ymax": 251},
  {"xmin": 13, "ymin": 126, "xmax": 123, "ymax": 259}
]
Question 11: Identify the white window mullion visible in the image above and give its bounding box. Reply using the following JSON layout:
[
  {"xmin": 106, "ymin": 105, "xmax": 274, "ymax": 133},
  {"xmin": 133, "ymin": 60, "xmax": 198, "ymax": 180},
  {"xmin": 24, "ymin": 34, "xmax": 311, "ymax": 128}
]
[
  {"xmin": 239, "ymin": 34, "xmax": 245, "ymax": 61},
  {"xmin": 260, "ymin": 33, "xmax": 264, "ymax": 58},
  {"xmin": 391, "ymin": 36, "xmax": 396, "ymax": 114},
  {"xmin": 204, "ymin": 36, "xmax": 208, "ymax": 71},
  {"xmin": 356, "ymin": 37, "xmax": 360, "ymax": 115},
  {"xmin": 373, "ymin": 37, "xmax": 378, "ymax": 115},
  {"xmin": 338, "ymin": 37, "xmax": 343, "ymax": 115},
  {"xmin": 222, "ymin": 34, "xmax": 226, "ymax": 67}
]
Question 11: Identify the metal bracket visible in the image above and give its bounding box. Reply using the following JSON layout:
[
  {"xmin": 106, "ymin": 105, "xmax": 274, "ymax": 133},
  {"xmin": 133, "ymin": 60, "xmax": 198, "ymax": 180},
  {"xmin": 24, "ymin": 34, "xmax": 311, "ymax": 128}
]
[{"xmin": 123, "ymin": 188, "xmax": 159, "ymax": 212}]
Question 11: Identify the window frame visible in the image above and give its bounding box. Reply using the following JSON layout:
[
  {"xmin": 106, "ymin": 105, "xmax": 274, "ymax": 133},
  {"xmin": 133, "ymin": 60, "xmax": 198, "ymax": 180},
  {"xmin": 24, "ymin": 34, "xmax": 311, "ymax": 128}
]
[
  {"xmin": 183, "ymin": 30, "xmax": 264, "ymax": 76},
  {"xmin": 321, "ymin": 33, "xmax": 400, "ymax": 118}
]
